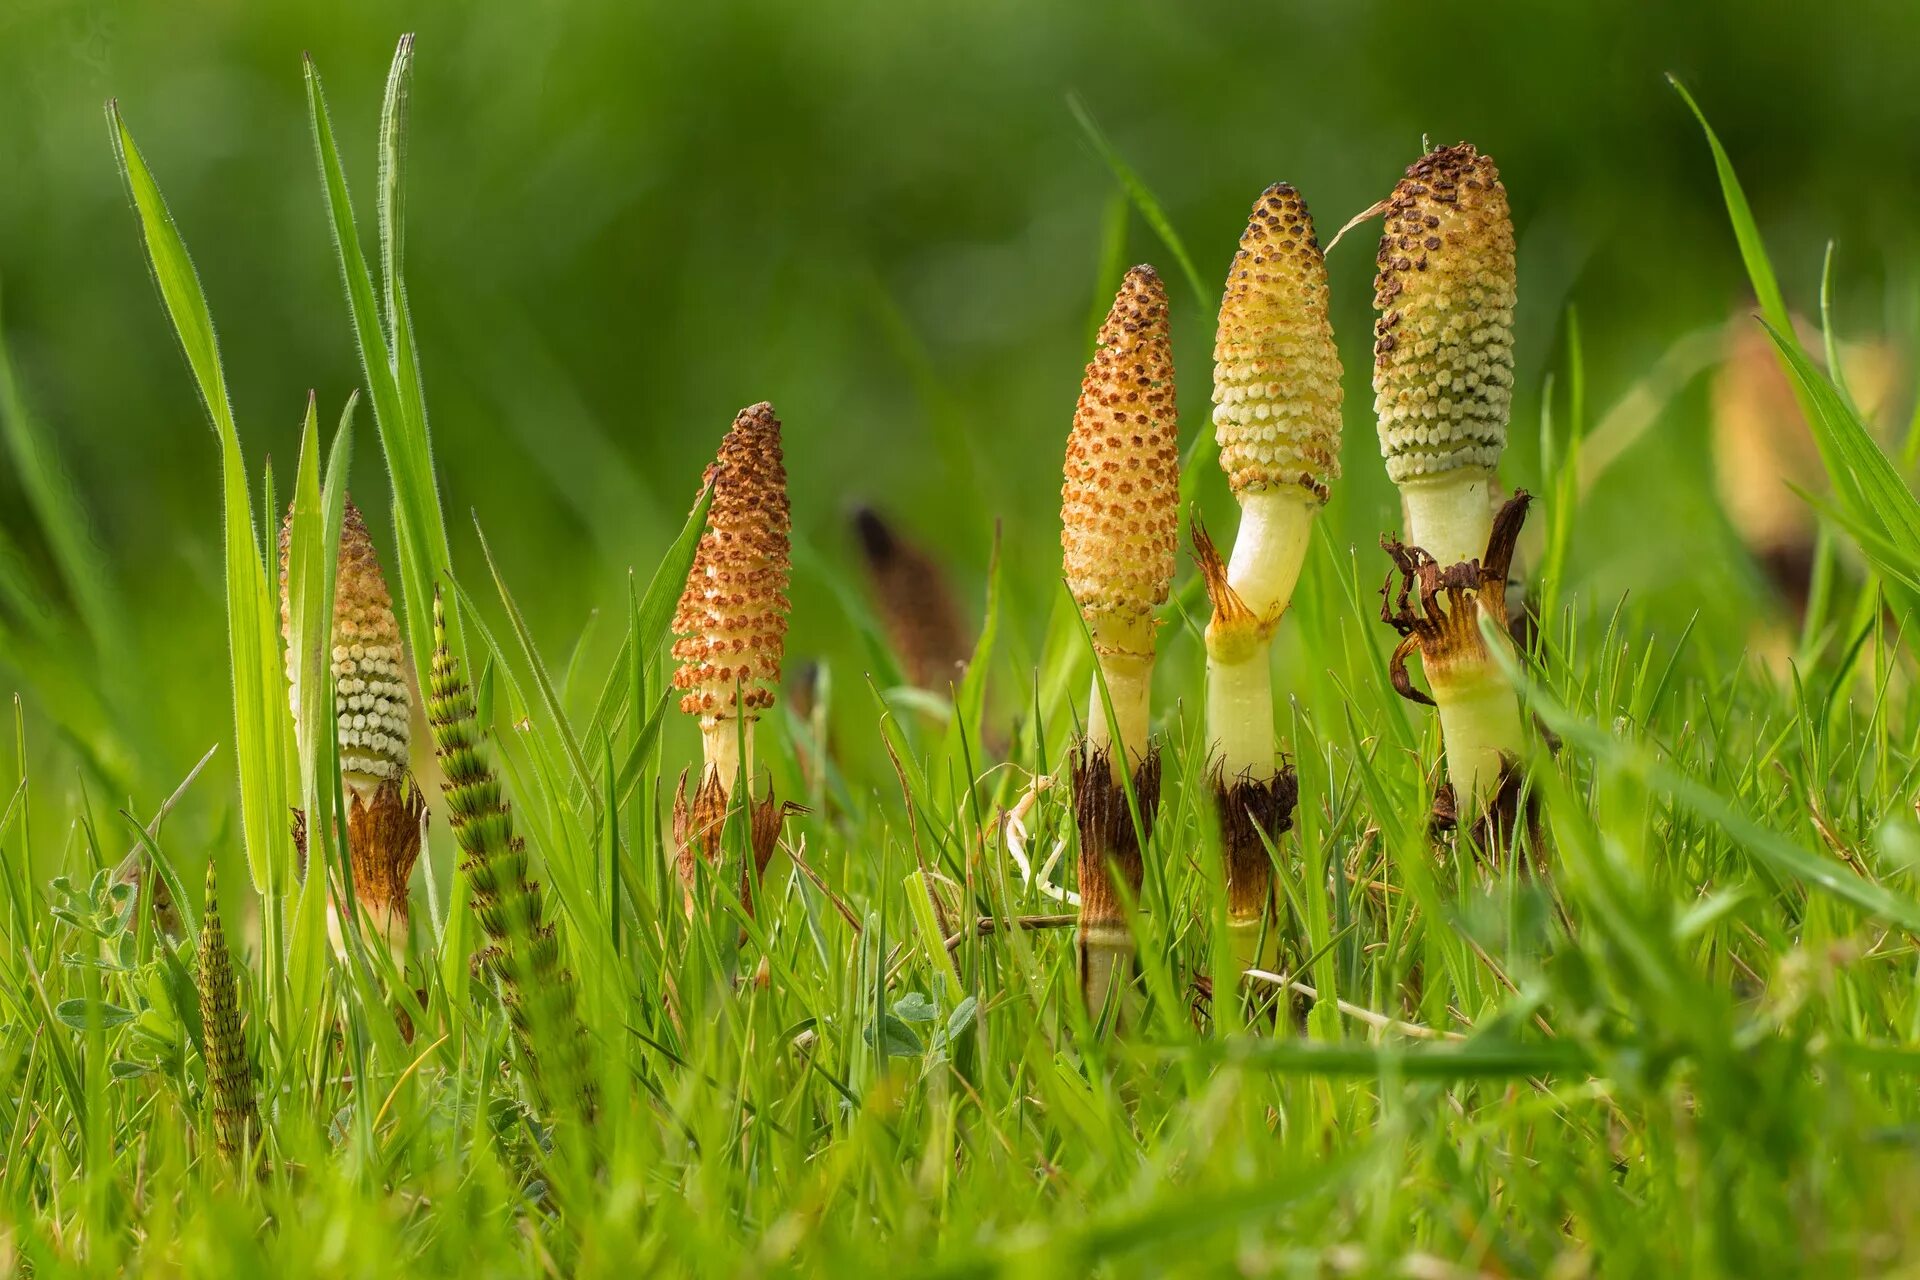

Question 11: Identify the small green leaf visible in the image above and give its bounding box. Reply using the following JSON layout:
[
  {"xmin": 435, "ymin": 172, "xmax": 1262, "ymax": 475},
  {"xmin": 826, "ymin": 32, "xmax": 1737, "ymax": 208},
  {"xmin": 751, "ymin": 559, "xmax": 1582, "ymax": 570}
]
[
  {"xmin": 54, "ymin": 999, "xmax": 138, "ymax": 1031},
  {"xmin": 866, "ymin": 1012, "xmax": 924, "ymax": 1059},
  {"xmin": 891, "ymin": 992, "xmax": 937, "ymax": 1024},
  {"xmin": 945, "ymin": 995, "xmax": 978, "ymax": 1043}
]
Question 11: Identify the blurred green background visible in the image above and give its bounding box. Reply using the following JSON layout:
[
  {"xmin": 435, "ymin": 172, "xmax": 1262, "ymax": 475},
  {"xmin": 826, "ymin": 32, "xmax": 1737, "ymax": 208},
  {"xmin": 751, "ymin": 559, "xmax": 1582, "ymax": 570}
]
[{"xmin": 2, "ymin": 0, "xmax": 1916, "ymax": 817}]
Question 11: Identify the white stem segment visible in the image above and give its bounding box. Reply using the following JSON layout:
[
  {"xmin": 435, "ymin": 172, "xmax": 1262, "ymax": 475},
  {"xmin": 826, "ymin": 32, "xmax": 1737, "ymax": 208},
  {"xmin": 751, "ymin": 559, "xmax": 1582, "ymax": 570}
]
[
  {"xmin": 1081, "ymin": 924, "xmax": 1132, "ymax": 1025},
  {"xmin": 1207, "ymin": 654, "xmax": 1273, "ymax": 785},
  {"xmin": 1225, "ymin": 489, "xmax": 1318, "ymax": 620},
  {"xmin": 701, "ymin": 718, "xmax": 753, "ymax": 796},
  {"xmin": 1206, "ymin": 488, "xmax": 1317, "ymax": 784},
  {"xmin": 1203, "ymin": 489, "xmax": 1320, "ymax": 979},
  {"xmin": 1399, "ymin": 468, "xmax": 1496, "ymax": 568},
  {"xmin": 1086, "ymin": 652, "xmax": 1152, "ymax": 779},
  {"xmin": 1431, "ymin": 655, "xmax": 1523, "ymax": 814}
]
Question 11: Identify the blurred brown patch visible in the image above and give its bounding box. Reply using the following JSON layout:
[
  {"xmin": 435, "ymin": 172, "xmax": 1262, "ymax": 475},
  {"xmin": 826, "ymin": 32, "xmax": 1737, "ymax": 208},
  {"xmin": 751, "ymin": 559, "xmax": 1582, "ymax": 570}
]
[
  {"xmin": 851, "ymin": 506, "xmax": 973, "ymax": 693},
  {"xmin": 1711, "ymin": 317, "xmax": 1903, "ymax": 615}
]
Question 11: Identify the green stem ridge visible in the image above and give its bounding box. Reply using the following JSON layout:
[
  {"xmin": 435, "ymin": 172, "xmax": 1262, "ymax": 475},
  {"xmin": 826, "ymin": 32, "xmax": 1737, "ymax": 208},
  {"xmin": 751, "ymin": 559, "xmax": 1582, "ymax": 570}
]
[{"xmin": 426, "ymin": 592, "xmax": 595, "ymax": 1120}]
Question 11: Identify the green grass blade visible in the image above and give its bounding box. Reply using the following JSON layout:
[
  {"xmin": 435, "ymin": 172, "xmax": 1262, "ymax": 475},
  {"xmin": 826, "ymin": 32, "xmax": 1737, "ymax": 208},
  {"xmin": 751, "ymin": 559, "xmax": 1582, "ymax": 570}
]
[
  {"xmin": 108, "ymin": 103, "xmax": 294, "ymax": 900},
  {"xmin": 1066, "ymin": 94, "xmax": 1209, "ymax": 311},
  {"xmin": 1670, "ymin": 77, "xmax": 1794, "ymax": 347},
  {"xmin": 284, "ymin": 395, "xmax": 354, "ymax": 1026},
  {"xmin": 581, "ymin": 483, "xmax": 714, "ymax": 752},
  {"xmin": 0, "ymin": 283, "xmax": 123, "ymax": 659},
  {"xmin": 1762, "ymin": 326, "xmax": 1920, "ymax": 578},
  {"xmin": 304, "ymin": 53, "xmax": 458, "ymax": 685}
]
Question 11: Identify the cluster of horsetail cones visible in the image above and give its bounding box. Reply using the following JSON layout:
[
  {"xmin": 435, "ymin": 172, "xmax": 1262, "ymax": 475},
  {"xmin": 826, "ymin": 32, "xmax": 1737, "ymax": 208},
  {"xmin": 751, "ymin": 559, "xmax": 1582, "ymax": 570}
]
[
  {"xmin": 1051, "ymin": 139, "xmax": 1529, "ymax": 1012},
  {"xmin": 220, "ymin": 139, "xmax": 1525, "ymax": 1074}
]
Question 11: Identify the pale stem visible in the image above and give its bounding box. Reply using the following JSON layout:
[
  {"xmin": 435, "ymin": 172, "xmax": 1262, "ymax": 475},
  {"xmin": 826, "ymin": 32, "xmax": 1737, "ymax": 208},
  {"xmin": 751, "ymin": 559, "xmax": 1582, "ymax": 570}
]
[
  {"xmin": 1432, "ymin": 656, "xmax": 1524, "ymax": 814},
  {"xmin": 1226, "ymin": 915, "xmax": 1270, "ymax": 980},
  {"xmin": 1081, "ymin": 924, "xmax": 1132, "ymax": 1024},
  {"xmin": 1207, "ymin": 653, "xmax": 1273, "ymax": 783},
  {"xmin": 1205, "ymin": 486, "xmax": 1318, "ymax": 784},
  {"xmin": 1399, "ymin": 467, "xmax": 1496, "ymax": 568},
  {"xmin": 1086, "ymin": 651, "xmax": 1153, "ymax": 779},
  {"xmin": 701, "ymin": 717, "xmax": 754, "ymax": 796},
  {"xmin": 1225, "ymin": 487, "xmax": 1318, "ymax": 618}
]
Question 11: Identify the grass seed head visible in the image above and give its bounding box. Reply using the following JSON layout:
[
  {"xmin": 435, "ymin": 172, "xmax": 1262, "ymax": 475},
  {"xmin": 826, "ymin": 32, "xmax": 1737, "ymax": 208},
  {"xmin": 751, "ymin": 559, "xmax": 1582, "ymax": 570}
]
[
  {"xmin": 672, "ymin": 402, "xmax": 792, "ymax": 732},
  {"xmin": 1372, "ymin": 143, "xmax": 1517, "ymax": 483},
  {"xmin": 278, "ymin": 498, "xmax": 411, "ymax": 794},
  {"xmin": 1213, "ymin": 184, "xmax": 1344, "ymax": 501},
  {"xmin": 1061, "ymin": 265, "xmax": 1180, "ymax": 658}
]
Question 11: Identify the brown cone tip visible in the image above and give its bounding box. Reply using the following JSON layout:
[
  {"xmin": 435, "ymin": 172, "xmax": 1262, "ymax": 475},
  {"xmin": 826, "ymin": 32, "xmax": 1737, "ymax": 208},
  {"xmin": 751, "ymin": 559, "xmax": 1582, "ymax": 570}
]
[
  {"xmin": 1213, "ymin": 184, "xmax": 1344, "ymax": 500},
  {"xmin": 1372, "ymin": 144, "xmax": 1517, "ymax": 483},
  {"xmin": 852, "ymin": 507, "xmax": 973, "ymax": 691},
  {"xmin": 279, "ymin": 497, "xmax": 411, "ymax": 791},
  {"xmin": 672, "ymin": 402, "xmax": 792, "ymax": 726},
  {"xmin": 1062, "ymin": 266, "xmax": 1181, "ymax": 640}
]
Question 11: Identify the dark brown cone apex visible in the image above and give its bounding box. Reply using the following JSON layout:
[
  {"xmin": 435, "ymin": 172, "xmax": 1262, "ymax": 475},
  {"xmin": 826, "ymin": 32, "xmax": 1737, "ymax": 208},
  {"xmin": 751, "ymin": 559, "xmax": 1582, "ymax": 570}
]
[
  {"xmin": 1213, "ymin": 768, "xmax": 1298, "ymax": 919},
  {"xmin": 1071, "ymin": 743, "xmax": 1161, "ymax": 930},
  {"xmin": 1380, "ymin": 492, "xmax": 1531, "ymax": 702},
  {"xmin": 673, "ymin": 770, "xmax": 793, "ymax": 918}
]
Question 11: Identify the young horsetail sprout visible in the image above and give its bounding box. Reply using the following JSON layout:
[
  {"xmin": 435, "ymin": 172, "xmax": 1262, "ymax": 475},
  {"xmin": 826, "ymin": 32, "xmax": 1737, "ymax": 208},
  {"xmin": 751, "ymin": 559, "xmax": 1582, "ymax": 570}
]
[
  {"xmin": 1199, "ymin": 184, "xmax": 1339, "ymax": 974},
  {"xmin": 1062, "ymin": 264, "xmax": 1178, "ymax": 1015},
  {"xmin": 1372, "ymin": 144, "xmax": 1531, "ymax": 825},
  {"xmin": 1373, "ymin": 143, "xmax": 1516, "ymax": 568},
  {"xmin": 671, "ymin": 402, "xmax": 792, "ymax": 911},
  {"xmin": 198, "ymin": 862, "xmax": 259, "ymax": 1165},
  {"xmin": 278, "ymin": 498, "xmax": 425, "ymax": 951},
  {"xmin": 426, "ymin": 593, "xmax": 595, "ymax": 1119}
]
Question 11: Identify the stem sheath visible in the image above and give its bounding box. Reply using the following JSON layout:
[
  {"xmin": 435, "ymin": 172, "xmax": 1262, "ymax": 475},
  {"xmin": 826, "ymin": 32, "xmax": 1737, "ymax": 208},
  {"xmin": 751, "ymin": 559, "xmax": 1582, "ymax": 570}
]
[{"xmin": 1399, "ymin": 468, "xmax": 1496, "ymax": 570}]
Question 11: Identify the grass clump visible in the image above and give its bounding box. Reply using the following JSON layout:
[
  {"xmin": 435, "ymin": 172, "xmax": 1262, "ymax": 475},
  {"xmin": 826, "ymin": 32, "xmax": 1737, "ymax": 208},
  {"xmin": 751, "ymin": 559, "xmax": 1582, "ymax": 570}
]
[{"xmin": 3, "ymin": 41, "xmax": 1920, "ymax": 1279}]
